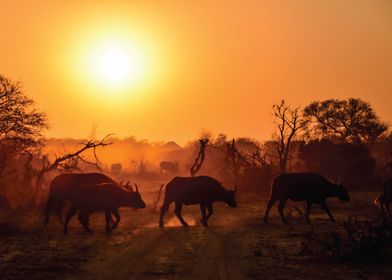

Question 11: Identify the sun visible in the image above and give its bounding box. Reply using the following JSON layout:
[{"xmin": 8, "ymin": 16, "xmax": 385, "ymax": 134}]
[
  {"xmin": 97, "ymin": 46, "xmax": 130, "ymax": 83},
  {"xmin": 86, "ymin": 40, "xmax": 145, "ymax": 90}
]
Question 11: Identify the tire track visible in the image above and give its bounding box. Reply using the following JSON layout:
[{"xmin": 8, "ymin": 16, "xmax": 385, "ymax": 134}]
[
  {"xmin": 81, "ymin": 229, "xmax": 169, "ymax": 280},
  {"xmin": 77, "ymin": 205, "xmax": 251, "ymax": 280}
]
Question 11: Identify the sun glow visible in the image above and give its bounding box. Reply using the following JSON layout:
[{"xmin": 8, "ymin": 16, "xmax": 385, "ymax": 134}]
[
  {"xmin": 62, "ymin": 21, "xmax": 168, "ymax": 103},
  {"xmin": 86, "ymin": 40, "xmax": 146, "ymax": 90}
]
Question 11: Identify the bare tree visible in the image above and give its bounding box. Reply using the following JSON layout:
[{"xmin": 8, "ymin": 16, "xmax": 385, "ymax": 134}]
[
  {"xmin": 0, "ymin": 75, "xmax": 48, "ymax": 183},
  {"xmin": 225, "ymin": 139, "xmax": 253, "ymax": 179},
  {"xmin": 272, "ymin": 100, "xmax": 307, "ymax": 174},
  {"xmin": 190, "ymin": 138, "xmax": 209, "ymax": 177},
  {"xmin": 0, "ymin": 75, "xmax": 48, "ymax": 150},
  {"xmin": 304, "ymin": 98, "xmax": 388, "ymax": 143},
  {"xmin": 24, "ymin": 135, "xmax": 113, "ymax": 206}
]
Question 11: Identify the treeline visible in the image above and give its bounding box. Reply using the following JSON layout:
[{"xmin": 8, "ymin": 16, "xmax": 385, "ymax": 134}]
[
  {"xmin": 192, "ymin": 134, "xmax": 392, "ymax": 194},
  {"xmin": 0, "ymin": 74, "xmax": 392, "ymax": 208},
  {"xmin": 195, "ymin": 99, "xmax": 391, "ymax": 193}
]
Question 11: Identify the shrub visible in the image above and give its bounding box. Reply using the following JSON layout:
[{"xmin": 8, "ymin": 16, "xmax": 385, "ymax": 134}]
[{"xmin": 300, "ymin": 218, "xmax": 392, "ymax": 262}]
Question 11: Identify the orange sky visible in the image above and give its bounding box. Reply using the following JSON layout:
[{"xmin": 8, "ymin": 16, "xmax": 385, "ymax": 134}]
[{"xmin": 1, "ymin": 1, "xmax": 391, "ymax": 144}]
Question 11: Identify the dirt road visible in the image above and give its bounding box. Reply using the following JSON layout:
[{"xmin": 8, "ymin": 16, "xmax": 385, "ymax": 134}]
[
  {"xmin": 2, "ymin": 192, "xmax": 391, "ymax": 280},
  {"xmin": 72, "ymin": 193, "xmax": 392, "ymax": 280},
  {"xmin": 78, "ymin": 202, "xmax": 256, "ymax": 280}
]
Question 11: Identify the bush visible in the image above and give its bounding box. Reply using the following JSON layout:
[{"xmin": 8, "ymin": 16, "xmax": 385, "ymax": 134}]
[
  {"xmin": 300, "ymin": 218, "xmax": 392, "ymax": 262},
  {"xmin": 299, "ymin": 140, "xmax": 378, "ymax": 189}
]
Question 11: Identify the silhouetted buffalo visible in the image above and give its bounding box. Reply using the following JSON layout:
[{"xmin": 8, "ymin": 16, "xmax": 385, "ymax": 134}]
[
  {"xmin": 376, "ymin": 176, "xmax": 392, "ymax": 218},
  {"xmin": 63, "ymin": 183, "xmax": 146, "ymax": 234},
  {"xmin": 44, "ymin": 173, "xmax": 116, "ymax": 225},
  {"xmin": 159, "ymin": 176, "xmax": 237, "ymax": 227},
  {"xmin": 263, "ymin": 173, "xmax": 350, "ymax": 224},
  {"xmin": 159, "ymin": 161, "xmax": 179, "ymax": 174}
]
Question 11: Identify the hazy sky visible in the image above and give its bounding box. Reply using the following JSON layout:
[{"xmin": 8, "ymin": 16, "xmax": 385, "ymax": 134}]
[{"xmin": 1, "ymin": 1, "xmax": 391, "ymax": 144}]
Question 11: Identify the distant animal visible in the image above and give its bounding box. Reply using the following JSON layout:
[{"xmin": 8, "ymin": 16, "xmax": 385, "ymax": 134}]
[
  {"xmin": 375, "ymin": 176, "xmax": 392, "ymax": 218},
  {"xmin": 159, "ymin": 176, "xmax": 237, "ymax": 227},
  {"xmin": 263, "ymin": 173, "xmax": 350, "ymax": 224},
  {"xmin": 44, "ymin": 173, "xmax": 119, "ymax": 225},
  {"xmin": 110, "ymin": 163, "xmax": 122, "ymax": 173},
  {"xmin": 0, "ymin": 195, "xmax": 11, "ymax": 210},
  {"xmin": 159, "ymin": 161, "xmax": 179, "ymax": 174},
  {"xmin": 63, "ymin": 183, "xmax": 146, "ymax": 234}
]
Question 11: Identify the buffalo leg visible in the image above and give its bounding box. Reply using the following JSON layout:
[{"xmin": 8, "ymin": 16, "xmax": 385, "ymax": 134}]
[
  {"xmin": 159, "ymin": 201, "xmax": 171, "ymax": 227},
  {"xmin": 200, "ymin": 204, "xmax": 208, "ymax": 226},
  {"xmin": 84, "ymin": 213, "xmax": 92, "ymax": 233},
  {"xmin": 306, "ymin": 202, "xmax": 312, "ymax": 224},
  {"xmin": 110, "ymin": 209, "xmax": 121, "ymax": 231},
  {"xmin": 174, "ymin": 202, "xmax": 188, "ymax": 227},
  {"xmin": 78, "ymin": 211, "xmax": 93, "ymax": 233},
  {"xmin": 63, "ymin": 206, "xmax": 77, "ymax": 234},
  {"xmin": 377, "ymin": 201, "xmax": 385, "ymax": 221},
  {"xmin": 206, "ymin": 203, "xmax": 214, "ymax": 221},
  {"xmin": 107, "ymin": 211, "xmax": 116, "ymax": 228},
  {"xmin": 43, "ymin": 196, "xmax": 57, "ymax": 226},
  {"xmin": 278, "ymin": 199, "xmax": 288, "ymax": 224},
  {"xmin": 320, "ymin": 201, "xmax": 335, "ymax": 222},
  {"xmin": 386, "ymin": 203, "xmax": 391, "ymax": 217},
  {"xmin": 55, "ymin": 200, "xmax": 65, "ymax": 224},
  {"xmin": 263, "ymin": 198, "xmax": 277, "ymax": 224},
  {"xmin": 105, "ymin": 211, "xmax": 112, "ymax": 233}
]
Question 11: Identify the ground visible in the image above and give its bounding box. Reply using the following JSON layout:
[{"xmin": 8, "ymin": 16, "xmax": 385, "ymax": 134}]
[{"xmin": 0, "ymin": 191, "xmax": 391, "ymax": 280}]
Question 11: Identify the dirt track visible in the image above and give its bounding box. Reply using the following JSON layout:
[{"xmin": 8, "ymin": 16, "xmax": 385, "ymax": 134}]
[
  {"xmin": 72, "ymin": 192, "xmax": 392, "ymax": 280},
  {"xmin": 77, "ymin": 202, "xmax": 254, "ymax": 280},
  {"xmin": 2, "ymin": 192, "xmax": 392, "ymax": 280}
]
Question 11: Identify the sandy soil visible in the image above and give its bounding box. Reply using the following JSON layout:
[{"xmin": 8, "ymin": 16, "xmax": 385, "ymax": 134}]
[{"xmin": 1, "ymin": 191, "xmax": 392, "ymax": 280}]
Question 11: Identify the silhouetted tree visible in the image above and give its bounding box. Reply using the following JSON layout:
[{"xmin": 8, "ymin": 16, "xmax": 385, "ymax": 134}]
[
  {"xmin": 0, "ymin": 75, "xmax": 48, "ymax": 183},
  {"xmin": 226, "ymin": 139, "xmax": 247, "ymax": 180},
  {"xmin": 224, "ymin": 138, "xmax": 273, "ymax": 192},
  {"xmin": 225, "ymin": 138, "xmax": 261, "ymax": 179},
  {"xmin": 299, "ymin": 139, "xmax": 378, "ymax": 189},
  {"xmin": 137, "ymin": 158, "xmax": 148, "ymax": 176},
  {"xmin": 0, "ymin": 75, "xmax": 48, "ymax": 150},
  {"xmin": 272, "ymin": 100, "xmax": 307, "ymax": 174},
  {"xmin": 304, "ymin": 98, "xmax": 388, "ymax": 144},
  {"xmin": 190, "ymin": 138, "xmax": 209, "ymax": 176}
]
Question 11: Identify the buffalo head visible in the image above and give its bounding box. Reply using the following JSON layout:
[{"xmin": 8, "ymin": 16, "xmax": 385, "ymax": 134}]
[
  {"xmin": 131, "ymin": 183, "xmax": 146, "ymax": 209},
  {"xmin": 225, "ymin": 188, "xmax": 237, "ymax": 208},
  {"xmin": 335, "ymin": 183, "xmax": 350, "ymax": 202}
]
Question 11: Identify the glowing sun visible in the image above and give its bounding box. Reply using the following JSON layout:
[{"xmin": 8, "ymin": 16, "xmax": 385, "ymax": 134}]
[{"xmin": 86, "ymin": 40, "xmax": 145, "ymax": 89}]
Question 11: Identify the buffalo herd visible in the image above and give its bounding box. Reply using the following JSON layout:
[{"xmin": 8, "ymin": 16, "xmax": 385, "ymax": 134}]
[{"xmin": 43, "ymin": 172, "xmax": 392, "ymax": 234}]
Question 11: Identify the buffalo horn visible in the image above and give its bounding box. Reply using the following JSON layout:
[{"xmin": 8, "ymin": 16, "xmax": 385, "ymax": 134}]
[{"xmin": 125, "ymin": 181, "xmax": 133, "ymax": 192}]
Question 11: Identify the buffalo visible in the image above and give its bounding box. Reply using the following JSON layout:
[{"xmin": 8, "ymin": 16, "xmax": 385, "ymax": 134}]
[
  {"xmin": 63, "ymin": 183, "xmax": 146, "ymax": 234},
  {"xmin": 44, "ymin": 173, "xmax": 118, "ymax": 225},
  {"xmin": 375, "ymin": 176, "xmax": 392, "ymax": 218},
  {"xmin": 159, "ymin": 176, "xmax": 237, "ymax": 227},
  {"xmin": 263, "ymin": 173, "xmax": 350, "ymax": 224},
  {"xmin": 159, "ymin": 161, "xmax": 179, "ymax": 174}
]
